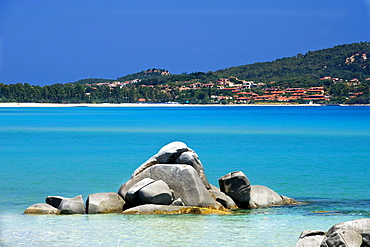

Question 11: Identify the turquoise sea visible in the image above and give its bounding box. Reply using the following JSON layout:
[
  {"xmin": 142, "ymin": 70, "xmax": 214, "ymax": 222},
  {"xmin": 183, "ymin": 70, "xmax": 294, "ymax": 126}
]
[{"xmin": 1, "ymin": 106, "xmax": 369, "ymax": 246}]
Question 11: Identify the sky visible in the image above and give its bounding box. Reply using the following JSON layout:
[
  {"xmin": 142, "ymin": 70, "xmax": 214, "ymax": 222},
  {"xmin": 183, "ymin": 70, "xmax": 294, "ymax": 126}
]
[{"xmin": 0, "ymin": 0, "xmax": 369, "ymax": 86}]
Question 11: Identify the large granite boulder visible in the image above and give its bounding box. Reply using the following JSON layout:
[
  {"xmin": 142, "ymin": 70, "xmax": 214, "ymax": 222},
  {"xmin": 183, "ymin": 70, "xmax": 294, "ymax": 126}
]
[
  {"xmin": 131, "ymin": 141, "xmax": 211, "ymax": 189},
  {"xmin": 24, "ymin": 203, "xmax": 58, "ymax": 214},
  {"xmin": 119, "ymin": 164, "xmax": 219, "ymax": 208},
  {"xmin": 249, "ymin": 185, "xmax": 283, "ymax": 208},
  {"xmin": 295, "ymin": 230, "xmax": 326, "ymax": 247},
  {"xmin": 58, "ymin": 195, "xmax": 85, "ymax": 214},
  {"xmin": 86, "ymin": 192, "xmax": 125, "ymax": 214},
  {"xmin": 219, "ymin": 171, "xmax": 251, "ymax": 208}
]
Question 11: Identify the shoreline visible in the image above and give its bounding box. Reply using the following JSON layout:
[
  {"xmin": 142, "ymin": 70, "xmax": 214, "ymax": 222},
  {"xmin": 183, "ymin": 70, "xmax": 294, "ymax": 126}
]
[
  {"xmin": 0, "ymin": 102, "xmax": 369, "ymax": 107},
  {"xmin": 0, "ymin": 102, "xmax": 360, "ymax": 107}
]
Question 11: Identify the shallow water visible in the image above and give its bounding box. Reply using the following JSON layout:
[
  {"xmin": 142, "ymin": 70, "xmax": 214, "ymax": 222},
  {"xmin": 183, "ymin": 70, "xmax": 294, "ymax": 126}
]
[{"xmin": 1, "ymin": 106, "xmax": 369, "ymax": 246}]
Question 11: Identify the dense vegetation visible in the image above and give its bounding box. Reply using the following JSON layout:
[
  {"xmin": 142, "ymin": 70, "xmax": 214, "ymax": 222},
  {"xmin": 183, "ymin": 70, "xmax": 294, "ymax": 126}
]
[
  {"xmin": 215, "ymin": 42, "xmax": 370, "ymax": 84},
  {"xmin": 1, "ymin": 42, "xmax": 370, "ymax": 104}
]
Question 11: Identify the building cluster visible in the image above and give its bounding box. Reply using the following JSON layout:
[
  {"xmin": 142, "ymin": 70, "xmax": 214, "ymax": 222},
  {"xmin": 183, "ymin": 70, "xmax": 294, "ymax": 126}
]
[
  {"xmin": 231, "ymin": 87, "xmax": 328, "ymax": 103},
  {"xmin": 178, "ymin": 77, "xmax": 259, "ymax": 91},
  {"xmin": 176, "ymin": 77, "xmax": 330, "ymax": 103},
  {"xmin": 86, "ymin": 79, "xmax": 140, "ymax": 89},
  {"xmin": 84, "ymin": 74, "xmax": 368, "ymax": 103}
]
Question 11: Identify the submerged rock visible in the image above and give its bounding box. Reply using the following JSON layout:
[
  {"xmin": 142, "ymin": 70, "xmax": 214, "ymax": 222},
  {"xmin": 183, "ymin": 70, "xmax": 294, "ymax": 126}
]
[
  {"xmin": 86, "ymin": 192, "xmax": 125, "ymax": 214},
  {"xmin": 24, "ymin": 203, "xmax": 58, "ymax": 214}
]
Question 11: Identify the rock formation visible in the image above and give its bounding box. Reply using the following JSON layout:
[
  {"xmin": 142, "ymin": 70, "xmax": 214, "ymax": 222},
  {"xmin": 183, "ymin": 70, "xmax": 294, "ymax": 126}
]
[
  {"xmin": 22, "ymin": 141, "xmax": 370, "ymax": 245},
  {"xmin": 24, "ymin": 141, "xmax": 296, "ymax": 215}
]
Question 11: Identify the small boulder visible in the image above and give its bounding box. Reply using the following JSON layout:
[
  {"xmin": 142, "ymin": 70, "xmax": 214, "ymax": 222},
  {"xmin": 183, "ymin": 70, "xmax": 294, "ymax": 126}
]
[
  {"xmin": 86, "ymin": 192, "xmax": 125, "ymax": 214},
  {"xmin": 138, "ymin": 180, "xmax": 173, "ymax": 205},
  {"xmin": 24, "ymin": 203, "xmax": 58, "ymax": 214},
  {"xmin": 130, "ymin": 142, "xmax": 212, "ymax": 189},
  {"xmin": 219, "ymin": 171, "xmax": 251, "ymax": 208},
  {"xmin": 295, "ymin": 230, "xmax": 326, "ymax": 247},
  {"xmin": 249, "ymin": 185, "xmax": 283, "ymax": 208},
  {"xmin": 131, "ymin": 141, "xmax": 189, "ymax": 178},
  {"xmin": 46, "ymin": 196, "xmax": 67, "ymax": 208},
  {"xmin": 58, "ymin": 195, "xmax": 85, "ymax": 214},
  {"xmin": 156, "ymin": 141, "xmax": 190, "ymax": 163},
  {"xmin": 208, "ymin": 184, "xmax": 238, "ymax": 209},
  {"xmin": 125, "ymin": 178, "xmax": 155, "ymax": 204}
]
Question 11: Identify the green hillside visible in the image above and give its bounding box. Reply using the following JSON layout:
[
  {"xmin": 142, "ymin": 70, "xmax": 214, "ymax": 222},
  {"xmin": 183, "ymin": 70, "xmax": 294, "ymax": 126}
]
[
  {"xmin": 214, "ymin": 42, "xmax": 370, "ymax": 86},
  {"xmin": 1, "ymin": 42, "xmax": 369, "ymax": 104}
]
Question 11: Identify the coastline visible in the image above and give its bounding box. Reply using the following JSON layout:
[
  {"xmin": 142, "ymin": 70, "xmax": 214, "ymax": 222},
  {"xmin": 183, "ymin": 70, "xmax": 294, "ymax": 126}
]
[
  {"xmin": 0, "ymin": 102, "xmax": 369, "ymax": 107},
  {"xmin": 0, "ymin": 102, "xmax": 327, "ymax": 107}
]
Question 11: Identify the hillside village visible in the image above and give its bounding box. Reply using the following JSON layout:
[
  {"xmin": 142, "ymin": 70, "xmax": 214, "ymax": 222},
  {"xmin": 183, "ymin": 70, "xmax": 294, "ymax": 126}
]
[{"xmin": 84, "ymin": 73, "xmax": 369, "ymax": 104}]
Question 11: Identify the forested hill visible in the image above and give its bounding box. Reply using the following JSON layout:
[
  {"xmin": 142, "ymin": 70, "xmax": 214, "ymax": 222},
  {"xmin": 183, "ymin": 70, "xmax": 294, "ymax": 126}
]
[
  {"xmin": 74, "ymin": 42, "xmax": 370, "ymax": 87},
  {"xmin": 1, "ymin": 42, "xmax": 370, "ymax": 104},
  {"xmin": 214, "ymin": 42, "xmax": 370, "ymax": 85}
]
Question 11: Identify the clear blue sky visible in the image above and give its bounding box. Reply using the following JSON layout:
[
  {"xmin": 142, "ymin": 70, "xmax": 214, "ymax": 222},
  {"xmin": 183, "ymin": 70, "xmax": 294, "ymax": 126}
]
[{"xmin": 0, "ymin": 0, "xmax": 369, "ymax": 86}]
